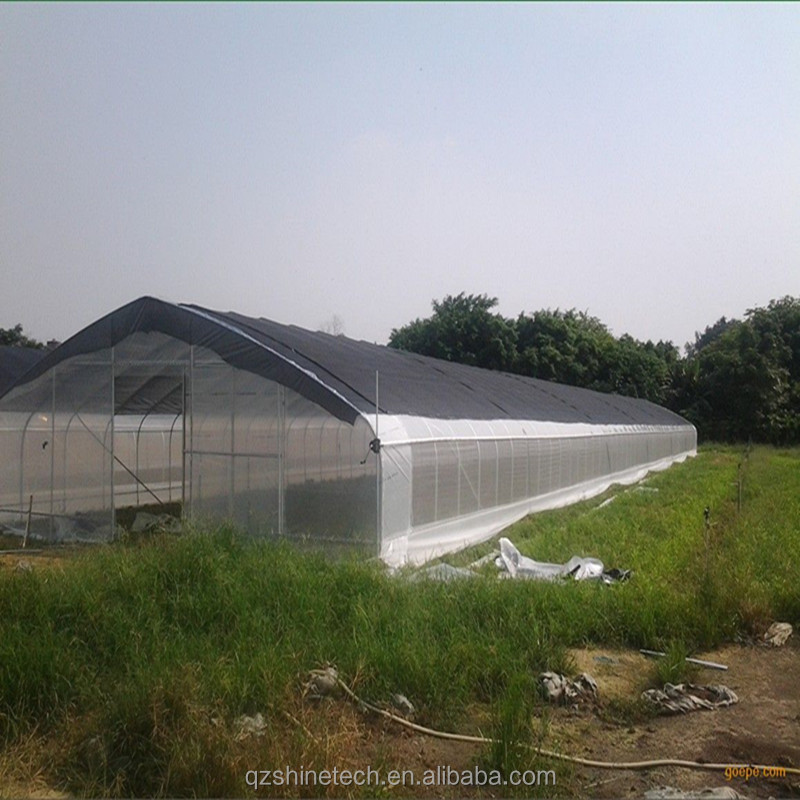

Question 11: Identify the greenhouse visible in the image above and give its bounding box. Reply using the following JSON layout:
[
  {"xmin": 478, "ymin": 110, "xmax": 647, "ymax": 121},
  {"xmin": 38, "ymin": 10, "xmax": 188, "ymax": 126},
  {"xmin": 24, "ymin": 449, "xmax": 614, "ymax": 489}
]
[{"xmin": 0, "ymin": 296, "xmax": 696, "ymax": 565}]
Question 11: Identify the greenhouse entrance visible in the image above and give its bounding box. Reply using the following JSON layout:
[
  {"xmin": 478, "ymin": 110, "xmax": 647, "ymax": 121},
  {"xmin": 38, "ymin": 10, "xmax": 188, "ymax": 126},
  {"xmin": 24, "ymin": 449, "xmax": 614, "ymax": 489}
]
[{"xmin": 0, "ymin": 339, "xmax": 189, "ymax": 541}]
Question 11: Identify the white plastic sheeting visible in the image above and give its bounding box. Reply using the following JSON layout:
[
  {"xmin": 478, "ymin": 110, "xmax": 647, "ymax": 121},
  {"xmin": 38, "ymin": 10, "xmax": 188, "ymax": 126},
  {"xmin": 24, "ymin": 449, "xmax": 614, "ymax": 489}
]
[
  {"xmin": 497, "ymin": 537, "xmax": 605, "ymax": 581},
  {"xmin": 377, "ymin": 414, "xmax": 695, "ymax": 565}
]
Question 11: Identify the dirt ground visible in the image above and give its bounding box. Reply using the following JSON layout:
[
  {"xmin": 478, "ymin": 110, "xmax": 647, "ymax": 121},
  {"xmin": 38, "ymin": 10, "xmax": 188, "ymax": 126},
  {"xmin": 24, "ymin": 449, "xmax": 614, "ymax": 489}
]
[
  {"xmin": 552, "ymin": 642, "xmax": 800, "ymax": 798},
  {"xmin": 352, "ymin": 641, "xmax": 800, "ymax": 799},
  {"xmin": 285, "ymin": 640, "xmax": 800, "ymax": 799}
]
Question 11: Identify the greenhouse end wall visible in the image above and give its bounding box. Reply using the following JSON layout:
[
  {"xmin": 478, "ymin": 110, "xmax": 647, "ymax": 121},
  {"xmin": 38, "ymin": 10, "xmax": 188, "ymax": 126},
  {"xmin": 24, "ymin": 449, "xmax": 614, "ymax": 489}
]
[{"xmin": 0, "ymin": 332, "xmax": 377, "ymax": 551}]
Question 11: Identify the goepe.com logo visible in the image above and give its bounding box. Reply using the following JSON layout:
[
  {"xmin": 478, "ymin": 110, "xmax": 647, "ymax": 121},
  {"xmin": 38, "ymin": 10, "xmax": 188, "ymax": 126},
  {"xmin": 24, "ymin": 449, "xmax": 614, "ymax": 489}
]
[{"xmin": 725, "ymin": 765, "xmax": 787, "ymax": 781}]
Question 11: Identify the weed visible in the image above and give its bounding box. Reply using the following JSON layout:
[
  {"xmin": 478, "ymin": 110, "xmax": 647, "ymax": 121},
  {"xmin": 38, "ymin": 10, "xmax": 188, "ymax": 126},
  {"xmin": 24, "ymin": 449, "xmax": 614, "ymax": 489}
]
[{"xmin": 651, "ymin": 641, "xmax": 699, "ymax": 687}]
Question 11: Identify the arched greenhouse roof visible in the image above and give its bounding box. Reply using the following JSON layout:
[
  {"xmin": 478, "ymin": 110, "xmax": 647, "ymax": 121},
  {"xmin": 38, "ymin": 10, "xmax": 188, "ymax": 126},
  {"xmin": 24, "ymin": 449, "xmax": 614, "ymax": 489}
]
[
  {"xmin": 0, "ymin": 346, "xmax": 46, "ymax": 396},
  {"xmin": 0, "ymin": 296, "xmax": 689, "ymax": 428}
]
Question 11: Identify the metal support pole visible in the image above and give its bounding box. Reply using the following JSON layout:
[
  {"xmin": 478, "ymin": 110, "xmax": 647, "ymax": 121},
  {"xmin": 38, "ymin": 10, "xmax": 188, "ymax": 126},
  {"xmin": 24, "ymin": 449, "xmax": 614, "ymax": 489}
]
[
  {"xmin": 434, "ymin": 442, "xmax": 439, "ymax": 521},
  {"xmin": 110, "ymin": 347, "xmax": 116, "ymax": 534},
  {"xmin": 277, "ymin": 384, "xmax": 285, "ymax": 537},
  {"xmin": 181, "ymin": 369, "xmax": 187, "ymax": 512},
  {"xmin": 509, "ymin": 438, "xmax": 514, "ymax": 503},
  {"xmin": 19, "ymin": 410, "xmax": 36, "ymax": 517},
  {"xmin": 135, "ymin": 414, "xmax": 146, "ymax": 506},
  {"xmin": 188, "ymin": 346, "xmax": 194, "ymax": 518},
  {"xmin": 23, "ymin": 494, "xmax": 33, "ymax": 549},
  {"xmin": 494, "ymin": 440, "xmax": 500, "ymax": 506},
  {"xmin": 169, "ymin": 411, "xmax": 180, "ymax": 505},
  {"xmin": 62, "ymin": 410, "xmax": 81, "ymax": 515},
  {"xmin": 526, "ymin": 438, "xmax": 531, "ymax": 497},
  {"xmin": 477, "ymin": 440, "xmax": 482, "ymax": 509},
  {"xmin": 375, "ymin": 370, "xmax": 381, "ymax": 555},
  {"xmin": 456, "ymin": 441, "xmax": 462, "ymax": 516},
  {"xmin": 50, "ymin": 368, "xmax": 55, "ymax": 536},
  {"xmin": 229, "ymin": 367, "xmax": 236, "ymax": 520}
]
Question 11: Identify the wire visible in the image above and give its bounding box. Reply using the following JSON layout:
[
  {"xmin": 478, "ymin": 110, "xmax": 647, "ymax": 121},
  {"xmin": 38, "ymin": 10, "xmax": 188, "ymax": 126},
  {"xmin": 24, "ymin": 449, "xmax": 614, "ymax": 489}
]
[{"xmin": 336, "ymin": 677, "xmax": 800, "ymax": 776}]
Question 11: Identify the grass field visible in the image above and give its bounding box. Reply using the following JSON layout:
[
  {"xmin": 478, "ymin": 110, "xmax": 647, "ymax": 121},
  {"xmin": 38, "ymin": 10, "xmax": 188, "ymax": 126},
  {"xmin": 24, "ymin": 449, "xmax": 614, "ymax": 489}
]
[{"xmin": 0, "ymin": 444, "xmax": 798, "ymax": 797}]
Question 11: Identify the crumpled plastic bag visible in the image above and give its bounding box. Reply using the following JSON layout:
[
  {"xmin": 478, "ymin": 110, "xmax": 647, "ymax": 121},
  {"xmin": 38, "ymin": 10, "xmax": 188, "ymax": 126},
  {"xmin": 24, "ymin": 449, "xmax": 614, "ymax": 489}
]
[
  {"xmin": 497, "ymin": 538, "xmax": 629, "ymax": 583},
  {"xmin": 304, "ymin": 665, "xmax": 339, "ymax": 699},
  {"xmin": 539, "ymin": 671, "xmax": 598, "ymax": 704},
  {"xmin": 131, "ymin": 511, "xmax": 182, "ymax": 534},
  {"xmin": 641, "ymin": 683, "xmax": 738, "ymax": 714},
  {"xmin": 762, "ymin": 622, "xmax": 792, "ymax": 647},
  {"xmin": 233, "ymin": 712, "xmax": 268, "ymax": 739}
]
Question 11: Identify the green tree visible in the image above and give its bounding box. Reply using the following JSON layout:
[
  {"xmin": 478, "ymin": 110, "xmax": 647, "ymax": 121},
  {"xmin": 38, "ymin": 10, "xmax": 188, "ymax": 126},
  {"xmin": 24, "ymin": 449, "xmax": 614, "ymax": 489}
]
[
  {"xmin": 514, "ymin": 309, "xmax": 612, "ymax": 387},
  {"xmin": 389, "ymin": 293, "xmax": 518, "ymax": 371},
  {"xmin": 596, "ymin": 334, "xmax": 675, "ymax": 404},
  {"xmin": 515, "ymin": 309, "xmax": 676, "ymax": 404},
  {"xmin": 685, "ymin": 297, "xmax": 800, "ymax": 443},
  {"xmin": 686, "ymin": 316, "xmax": 737, "ymax": 357},
  {"xmin": 0, "ymin": 324, "xmax": 44, "ymax": 349},
  {"xmin": 390, "ymin": 291, "xmax": 799, "ymax": 444}
]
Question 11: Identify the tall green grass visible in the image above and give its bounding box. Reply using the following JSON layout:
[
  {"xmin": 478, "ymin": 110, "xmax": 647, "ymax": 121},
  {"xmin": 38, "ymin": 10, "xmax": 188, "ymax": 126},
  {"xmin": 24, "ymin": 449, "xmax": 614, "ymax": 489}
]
[
  {"xmin": 472, "ymin": 444, "xmax": 800, "ymax": 648},
  {"xmin": 0, "ymin": 445, "xmax": 797, "ymax": 796}
]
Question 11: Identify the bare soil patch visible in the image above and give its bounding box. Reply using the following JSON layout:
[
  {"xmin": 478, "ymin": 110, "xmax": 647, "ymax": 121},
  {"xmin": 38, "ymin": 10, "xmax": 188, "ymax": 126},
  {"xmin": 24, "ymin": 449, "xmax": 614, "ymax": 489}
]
[
  {"xmin": 362, "ymin": 641, "xmax": 800, "ymax": 797},
  {"xmin": 542, "ymin": 642, "xmax": 800, "ymax": 797}
]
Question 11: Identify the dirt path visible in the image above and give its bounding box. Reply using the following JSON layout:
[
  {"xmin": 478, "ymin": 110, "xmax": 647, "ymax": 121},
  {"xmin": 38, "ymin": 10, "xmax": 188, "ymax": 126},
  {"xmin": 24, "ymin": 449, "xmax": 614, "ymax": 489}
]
[{"xmin": 1, "ymin": 641, "xmax": 797, "ymax": 798}]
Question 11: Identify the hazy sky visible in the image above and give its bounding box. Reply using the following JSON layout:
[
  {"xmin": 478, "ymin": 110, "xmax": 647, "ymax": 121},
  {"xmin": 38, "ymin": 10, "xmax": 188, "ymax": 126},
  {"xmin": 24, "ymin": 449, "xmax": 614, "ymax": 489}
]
[{"xmin": 2, "ymin": 3, "xmax": 798, "ymax": 351}]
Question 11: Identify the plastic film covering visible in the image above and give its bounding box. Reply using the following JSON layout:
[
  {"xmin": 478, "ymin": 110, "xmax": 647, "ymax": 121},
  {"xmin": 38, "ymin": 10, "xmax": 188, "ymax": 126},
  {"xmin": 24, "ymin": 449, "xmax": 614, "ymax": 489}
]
[
  {"xmin": 0, "ymin": 330, "xmax": 376, "ymax": 549},
  {"xmin": 187, "ymin": 354, "xmax": 376, "ymax": 550},
  {"xmin": 378, "ymin": 415, "xmax": 696, "ymax": 565},
  {"xmin": 283, "ymin": 393, "xmax": 376, "ymax": 549},
  {"xmin": 0, "ymin": 357, "xmax": 115, "ymax": 541}
]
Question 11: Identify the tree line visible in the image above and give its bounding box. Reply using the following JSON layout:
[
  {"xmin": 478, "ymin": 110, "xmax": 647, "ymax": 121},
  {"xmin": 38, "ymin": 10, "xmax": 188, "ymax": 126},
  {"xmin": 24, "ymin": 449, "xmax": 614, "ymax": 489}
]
[
  {"xmin": 0, "ymin": 324, "xmax": 45, "ymax": 349},
  {"xmin": 389, "ymin": 293, "xmax": 800, "ymax": 445}
]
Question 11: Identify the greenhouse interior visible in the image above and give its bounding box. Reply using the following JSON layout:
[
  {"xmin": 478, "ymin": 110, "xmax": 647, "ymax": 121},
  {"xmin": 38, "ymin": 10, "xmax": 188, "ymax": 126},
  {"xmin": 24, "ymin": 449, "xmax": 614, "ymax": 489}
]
[{"xmin": 0, "ymin": 297, "xmax": 696, "ymax": 565}]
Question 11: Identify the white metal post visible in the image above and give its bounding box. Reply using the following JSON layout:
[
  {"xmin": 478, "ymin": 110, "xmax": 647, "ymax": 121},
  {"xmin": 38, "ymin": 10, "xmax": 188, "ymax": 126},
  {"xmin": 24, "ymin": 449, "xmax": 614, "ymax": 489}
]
[
  {"xmin": 229, "ymin": 367, "xmax": 236, "ymax": 519},
  {"xmin": 50, "ymin": 368, "xmax": 56, "ymax": 536},
  {"xmin": 110, "ymin": 347, "xmax": 116, "ymax": 535},
  {"xmin": 188, "ymin": 346, "xmax": 194, "ymax": 518},
  {"xmin": 375, "ymin": 370, "xmax": 381, "ymax": 555},
  {"xmin": 277, "ymin": 384, "xmax": 285, "ymax": 537}
]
